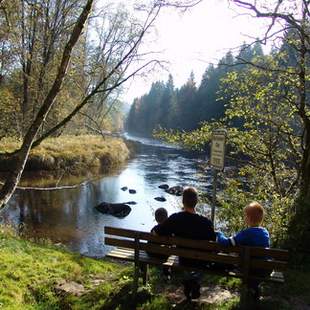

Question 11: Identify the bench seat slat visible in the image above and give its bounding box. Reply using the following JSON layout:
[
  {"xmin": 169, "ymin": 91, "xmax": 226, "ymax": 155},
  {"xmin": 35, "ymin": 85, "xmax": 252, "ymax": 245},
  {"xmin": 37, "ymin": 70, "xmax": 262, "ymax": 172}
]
[
  {"xmin": 249, "ymin": 247, "xmax": 289, "ymax": 260},
  {"xmin": 107, "ymin": 249, "xmax": 171, "ymax": 265},
  {"xmin": 107, "ymin": 248, "xmax": 180, "ymax": 266}
]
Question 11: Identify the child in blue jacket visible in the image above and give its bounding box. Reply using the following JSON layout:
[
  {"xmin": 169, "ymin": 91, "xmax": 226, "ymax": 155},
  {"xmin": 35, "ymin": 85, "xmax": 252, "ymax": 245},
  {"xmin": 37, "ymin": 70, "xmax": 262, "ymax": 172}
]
[
  {"xmin": 217, "ymin": 201, "xmax": 270, "ymax": 300},
  {"xmin": 217, "ymin": 201, "xmax": 269, "ymax": 248}
]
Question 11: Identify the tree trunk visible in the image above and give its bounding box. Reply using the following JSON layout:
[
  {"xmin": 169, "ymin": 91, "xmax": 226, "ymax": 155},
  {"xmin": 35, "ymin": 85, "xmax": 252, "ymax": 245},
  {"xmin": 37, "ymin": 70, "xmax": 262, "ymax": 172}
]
[
  {"xmin": 301, "ymin": 123, "xmax": 310, "ymax": 201},
  {"xmin": 0, "ymin": 0, "xmax": 93, "ymax": 208},
  {"xmin": 298, "ymin": 5, "xmax": 310, "ymax": 202}
]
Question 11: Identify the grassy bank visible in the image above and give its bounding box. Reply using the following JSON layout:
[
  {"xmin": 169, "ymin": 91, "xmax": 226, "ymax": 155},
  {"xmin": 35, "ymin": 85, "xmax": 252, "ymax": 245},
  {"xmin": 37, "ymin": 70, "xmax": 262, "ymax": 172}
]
[
  {"xmin": 0, "ymin": 228, "xmax": 309, "ymax": 309},
  {"xmin": 0, "ymin": 227, "xmax": 128, "ymax": 309},
  {"xmin": 0, "ymin": 135, "xmax": 129, "ymax": 174}
]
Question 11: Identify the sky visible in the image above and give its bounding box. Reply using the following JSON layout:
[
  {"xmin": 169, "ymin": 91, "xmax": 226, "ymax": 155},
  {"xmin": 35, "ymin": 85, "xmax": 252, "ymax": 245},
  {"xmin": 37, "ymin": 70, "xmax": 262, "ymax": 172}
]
[{"xmin": 118, "ymin": 0, "xmax": 271, "ymax": 104}]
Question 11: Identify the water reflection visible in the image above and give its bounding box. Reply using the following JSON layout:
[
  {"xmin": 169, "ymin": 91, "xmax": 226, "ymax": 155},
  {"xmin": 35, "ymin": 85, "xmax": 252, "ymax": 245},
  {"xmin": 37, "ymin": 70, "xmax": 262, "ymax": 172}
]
[{"xmin": 1, "ymin": 135, "xmax": 213, "ymax": 257}]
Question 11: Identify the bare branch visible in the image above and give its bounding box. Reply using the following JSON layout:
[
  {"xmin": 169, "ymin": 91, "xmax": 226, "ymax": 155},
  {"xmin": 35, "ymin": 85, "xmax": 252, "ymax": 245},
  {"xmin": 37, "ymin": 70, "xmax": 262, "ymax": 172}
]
[{"xmin": 231, "ymin": 0, "xmax": 310, "ymax": 45}]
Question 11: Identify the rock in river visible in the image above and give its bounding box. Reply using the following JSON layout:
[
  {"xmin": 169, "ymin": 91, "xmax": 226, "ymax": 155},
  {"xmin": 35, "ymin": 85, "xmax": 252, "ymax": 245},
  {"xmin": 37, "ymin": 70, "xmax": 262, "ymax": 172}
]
[
  {"xmin": 95, "ymin": 202, "xmax": 131, "ymax": 218},
  {"xmin": 121, "ymin": 186, "xmax": 128, "ymax": 191},
  {"xmin": 154, "ymin": 196, "xmax": 166, "ymax": 202},
  {"xmin": 165, "ymin": 185, "xmax": 183, "ymax": 196},
  {"xmin": 129, "ymin": 189, "xmax": 136, "ymax": 194},
  {"xmin": 125, "ymin": 201, "xmax": 137, "ymax": 205},
  {"xmin": 158, "ymin": 184, "xmax": 169, "ymax": 190}
]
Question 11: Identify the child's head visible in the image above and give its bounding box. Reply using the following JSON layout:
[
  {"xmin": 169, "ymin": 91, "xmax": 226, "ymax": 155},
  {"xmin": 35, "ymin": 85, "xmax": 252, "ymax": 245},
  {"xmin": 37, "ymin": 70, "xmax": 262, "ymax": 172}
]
[
  {"xmin": 244, "ymin": 201, "xmax": 265, "ymax": 227},
  {"xmin": 182, "ymin": 187, "xmax": 198, "ymax": 209},
  {"xmin": 155, "ymin": 207, "xmax": 168, "ymax": 224}
]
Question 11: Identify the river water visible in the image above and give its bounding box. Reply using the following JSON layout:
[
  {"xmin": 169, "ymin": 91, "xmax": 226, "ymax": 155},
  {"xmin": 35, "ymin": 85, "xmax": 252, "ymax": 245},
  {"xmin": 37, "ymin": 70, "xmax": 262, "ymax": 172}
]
[{"xmin": 0, "ymin": 134, "xmax": 215, "ymax": 257}]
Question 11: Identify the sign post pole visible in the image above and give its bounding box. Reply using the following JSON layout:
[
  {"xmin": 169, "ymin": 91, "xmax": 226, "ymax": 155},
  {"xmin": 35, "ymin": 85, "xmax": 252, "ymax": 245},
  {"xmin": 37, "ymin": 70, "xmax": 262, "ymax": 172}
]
[
  {"xmin": 210, "ymin": 129, "xmax": 227, "ymax": 226},
  {"xmin": 211, "ymin": 169, "xmax": 218, "ymax": 224}
]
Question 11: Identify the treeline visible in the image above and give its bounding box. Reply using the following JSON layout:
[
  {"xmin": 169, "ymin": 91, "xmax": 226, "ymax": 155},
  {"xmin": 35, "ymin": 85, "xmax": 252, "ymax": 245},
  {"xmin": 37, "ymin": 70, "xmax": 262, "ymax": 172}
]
[{"xmin": 126, "ymin": 42, "xmax": 265, "ymax": 134}]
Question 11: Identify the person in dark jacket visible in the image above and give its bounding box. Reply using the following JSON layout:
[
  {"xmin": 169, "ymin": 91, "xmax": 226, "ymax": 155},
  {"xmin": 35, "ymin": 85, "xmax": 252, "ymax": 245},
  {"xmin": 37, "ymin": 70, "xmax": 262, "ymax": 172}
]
[
  {"xmin": 151, "ymin": 207, "xmax": 168, "ymax": 234},
  {"xmin": 154, "ymin": 187, "xmax": 216, "ymax": 300}
]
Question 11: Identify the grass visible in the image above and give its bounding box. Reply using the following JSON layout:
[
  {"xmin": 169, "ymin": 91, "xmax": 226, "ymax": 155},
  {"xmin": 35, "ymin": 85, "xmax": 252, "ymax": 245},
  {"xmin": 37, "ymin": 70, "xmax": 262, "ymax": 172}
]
[
  {"xmin": 0, "ymin": 226, "xmax": 131, "ymax": 309},
  {"xmin": 0, "ymin": 135, "xmax": 129, "ymax": 174}
]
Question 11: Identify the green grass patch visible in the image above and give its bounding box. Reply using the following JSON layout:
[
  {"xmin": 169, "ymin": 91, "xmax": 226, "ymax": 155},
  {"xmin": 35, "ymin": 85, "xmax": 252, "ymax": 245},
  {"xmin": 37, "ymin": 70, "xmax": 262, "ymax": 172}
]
[{"xmin": 0, "ymin": 227, "xmax": 126, "ymax": 309}]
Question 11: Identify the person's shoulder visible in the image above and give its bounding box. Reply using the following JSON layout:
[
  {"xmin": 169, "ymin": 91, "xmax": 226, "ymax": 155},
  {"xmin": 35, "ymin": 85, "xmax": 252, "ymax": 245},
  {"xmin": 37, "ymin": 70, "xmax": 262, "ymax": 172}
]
[
  {"xmin": 252, "ymin": 226, "xmax": 269, "ymax": 233},
  {"xmin": 169, "ymin": 212, "xmax": 181, "ymax": 219},
  {"xmin": 235, "ymin": 227, "xmax": 251, "ymax": 236},
  {"xmin": 245, "ymin": 226, "xmax": 269, "ymax": 236},
  {"xmin": 199, "ymin": 214, "xmax": 213, "ymax": 225},
  {"xmin": 163, "ymin": 212, "xmax": 181, "ymax": 223},
  {"xmin": 260, "ymin": 227, "xmax": 270, "ymax": 236},
  {"xmin": 151, "ymin": 224, "xmax": 160, "ymax": 232}
]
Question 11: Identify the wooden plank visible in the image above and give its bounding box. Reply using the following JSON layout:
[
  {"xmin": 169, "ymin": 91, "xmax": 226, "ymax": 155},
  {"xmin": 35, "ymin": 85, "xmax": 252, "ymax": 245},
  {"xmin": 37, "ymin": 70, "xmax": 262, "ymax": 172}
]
[
  {"xmin": 250, "ymin": 259, "xmax": 288, "ymax": 271},
  {"xmin": 107, "ymin": 248, "xmax": 163, "ymax": 262},
  {"xmin": 133, "ymin": 237, "xmax": 140, "ymax": 294},
  {"xmin": 270, "ymin": 271, "xmax": 284, "ymax": 282},
  {"xmin": 108, "ymin": 247, "xmax": 173, "ymax": 264},
  {"xmin": 105, "ymin": 237, "xmax": 241, "ymax": 265},
  {"xmin": 104, "ymin": 226, "xmax": 241, "ymax": 253},
  {"xmin": 107, "ymin": 248, "xmax": 169, "ymax": 265},
  {"xmin": 107, "ymin": 253, "xmax": 170, "ymax": 266},
  {"xmin": 249, "ymin": 247, "xmax": 289, "ymax": 260},
  {"xmin": 241, "ymin": 247, "xmax": 251, "ymax": 284},
  {"xmin": 107, "ymin": 252, "xmax": 134, "ymax": 261}
]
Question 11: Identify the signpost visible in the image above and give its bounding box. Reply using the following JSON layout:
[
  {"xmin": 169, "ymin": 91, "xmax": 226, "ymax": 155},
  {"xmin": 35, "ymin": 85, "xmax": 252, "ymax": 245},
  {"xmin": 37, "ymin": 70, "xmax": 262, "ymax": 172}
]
[{"xmin": 210, "ymin": 129, "xmax": 227, "ymax": 225}]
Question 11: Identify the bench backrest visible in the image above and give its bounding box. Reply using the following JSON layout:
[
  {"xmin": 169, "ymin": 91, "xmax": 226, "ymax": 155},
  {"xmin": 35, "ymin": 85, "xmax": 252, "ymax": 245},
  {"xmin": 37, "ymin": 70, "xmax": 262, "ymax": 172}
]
[{"xmin": 104, "ymin": 226, "xmax": 289, "ymax": 273}]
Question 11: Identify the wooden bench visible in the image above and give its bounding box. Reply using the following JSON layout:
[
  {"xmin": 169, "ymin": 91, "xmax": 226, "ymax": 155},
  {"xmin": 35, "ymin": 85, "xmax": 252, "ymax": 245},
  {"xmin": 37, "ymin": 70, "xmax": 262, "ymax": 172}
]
[{"xmin": 104, "ymin": 226, "xmax": 289, "ymax": 302}]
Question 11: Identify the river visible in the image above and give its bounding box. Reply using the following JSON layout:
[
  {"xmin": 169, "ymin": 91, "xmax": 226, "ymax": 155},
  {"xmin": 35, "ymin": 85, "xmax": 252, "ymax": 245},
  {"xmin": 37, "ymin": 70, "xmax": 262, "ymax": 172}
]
[{"xmin": 0, "ymin": 134, "xmax": 215, "ymax": 257}]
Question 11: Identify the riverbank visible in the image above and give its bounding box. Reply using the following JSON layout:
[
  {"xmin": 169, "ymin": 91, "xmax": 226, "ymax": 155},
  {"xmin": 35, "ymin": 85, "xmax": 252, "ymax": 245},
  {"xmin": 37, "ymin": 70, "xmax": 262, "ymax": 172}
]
[
  {"xmin": 0, "ymin": 135, "xmax": 129, "ymax": 174},
  {"xmin": 0, "ymin": 228, "xmax": 309, "ymax": 309}
]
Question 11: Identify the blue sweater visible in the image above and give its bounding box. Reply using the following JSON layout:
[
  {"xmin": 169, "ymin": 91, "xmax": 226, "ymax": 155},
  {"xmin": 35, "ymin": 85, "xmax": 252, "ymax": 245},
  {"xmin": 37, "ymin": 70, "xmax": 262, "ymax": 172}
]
[{"xmin": 216, "ymin": 227, "xmax": 270, "ymax": 248}]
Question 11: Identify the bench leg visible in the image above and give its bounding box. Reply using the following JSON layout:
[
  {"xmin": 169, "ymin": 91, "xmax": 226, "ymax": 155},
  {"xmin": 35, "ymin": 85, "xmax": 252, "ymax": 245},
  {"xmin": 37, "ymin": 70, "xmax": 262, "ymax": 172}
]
[
  {"xmin": 141, "ymin": 264, "xmax": 148, "ymax": 285},
  {"xmin": 240, "ymin": 283, "xmax": 258, "ymax": 309},
  {"xmin": 133, "ymin": 263, "xmax": 140, "ymax": 294},
  {"xmin": 240, "ymin": 285, "xmax": 249, "ymax": 309}
]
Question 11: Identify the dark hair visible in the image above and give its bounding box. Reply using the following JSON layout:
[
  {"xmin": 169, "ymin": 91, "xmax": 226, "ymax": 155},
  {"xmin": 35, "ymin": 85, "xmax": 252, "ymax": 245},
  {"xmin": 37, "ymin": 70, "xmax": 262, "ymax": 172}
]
[
  {"xmin": 182, "ymin": 187, "xmax": 198, "ymax": 208},
  {"xmin": 155, "ymin": 207, "xmax": 168, "ymax": 224}
]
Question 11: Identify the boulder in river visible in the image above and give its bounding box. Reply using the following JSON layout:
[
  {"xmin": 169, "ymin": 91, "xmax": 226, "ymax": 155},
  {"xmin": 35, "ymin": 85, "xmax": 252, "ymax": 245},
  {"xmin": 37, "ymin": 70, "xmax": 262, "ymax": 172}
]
[
  {"xmin": 154, "ymin": 196, "xmax": 166, "ymax": 202},
  {"xmin": 95, "ymin": 202, "xmax": 131, "ymax": 218},
  {"xmin": 129, "ymin": 189, "xmax": 136, "ymax": 194},
  {"xmin": 121, "ymin": 186, "xmax": 128, "ymax": 191},
  {"xmin": 165, "ymin": 185, "xmax": 183, "ymax": 196},
  {"xmin": 205, "ymin": 184, "xmax": 213, "ymax": 190},
  {"xmin": 158, "ymin": 184, "xmax": 169, "ymax": 190},
  {"xmin": 125, "ymin": 201, "xmax": 137, "ymax": 205}
]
